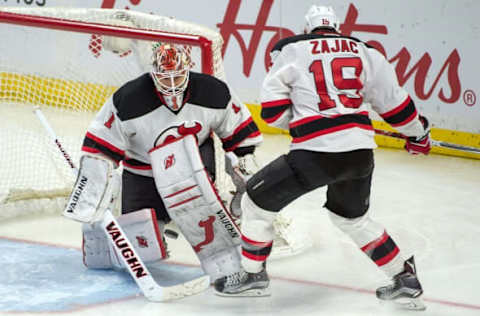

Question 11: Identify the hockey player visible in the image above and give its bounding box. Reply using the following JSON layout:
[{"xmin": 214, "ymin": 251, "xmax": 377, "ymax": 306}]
[
  {"xmin": 63, "ymin": 42, "xmax": 263, "ymax": 281},
  {"xmin": 214, "ymin": 5, "xmax": 429, "ymax": 310}
]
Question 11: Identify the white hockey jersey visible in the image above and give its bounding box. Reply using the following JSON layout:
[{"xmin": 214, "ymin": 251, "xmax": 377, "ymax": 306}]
[
  {"xmin": 82, "ymin": 72, "xmax": 262, "ymax": 177},
  {"xmin": 261, "ymin": 31, "xmax": 426, "ymax": 152}
]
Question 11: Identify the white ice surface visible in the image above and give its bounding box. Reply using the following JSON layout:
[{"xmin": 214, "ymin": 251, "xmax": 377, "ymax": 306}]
[{"xmin": 1, "ymin": 134, "xmax": 479, "ymax": 316}]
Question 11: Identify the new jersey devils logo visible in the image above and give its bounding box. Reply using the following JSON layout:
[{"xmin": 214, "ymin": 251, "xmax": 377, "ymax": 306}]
[
  {"xmin": 164, "ymin": 154, "xmax": 175, "ymax": 170},
  {"xmin": 136, "ymin": 235, "xmax": 148, "ymax": 248},
  {"xmin": 154, "ymin": 121, "xmax": 203, "ymax": 147}
]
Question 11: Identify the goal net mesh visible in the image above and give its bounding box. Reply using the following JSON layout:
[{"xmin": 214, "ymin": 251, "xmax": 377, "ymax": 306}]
[{"xmin": 0, "ymin": 7, "xmax": 233, "ymax": 220}]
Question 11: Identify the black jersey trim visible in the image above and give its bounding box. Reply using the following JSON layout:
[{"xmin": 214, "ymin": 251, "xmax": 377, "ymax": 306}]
[
  {"xmin": 261, "ymin": 99, "xmax": 292, "ymax": 123},
  {"xmin": 186, "ymin": 72, "xmax": 231, "ymax": 110},
  {"xmin": 233, "ymin": 145, "xmax": 256, "ymax": 157},
  {"xmin": 221, "ymin": 118, "xmax": 260, "ymax": 152},
  {"xmin": 380, "ymin": 96, "xmax": 418, "ymax": 127},
  {"xmin": 82, "ymin": 132, "xmax": 125, "ymax": 163},
  {"xmin": 290, "ymin": 113, "xmax": 372, "ymax": 143},
  {"xmin": 112, "ymin": 72, "xmax": 232, "ymax": 121},
  {"xmin": 123, "ymin": 157, "xmax": 152, "ymax": 170},
  {"xmin": 112, "ymin": 73, "xmax": 163, "ymax": 121}
]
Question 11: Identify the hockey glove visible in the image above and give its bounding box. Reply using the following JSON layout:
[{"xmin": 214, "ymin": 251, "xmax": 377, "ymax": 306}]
[
  {"xmin": 225, "ymin": 152, "xmax": 260, "ymax": 217},
  {"xmin": 404, "ymin": 115, "xmax": 431, "ymax": 155}
]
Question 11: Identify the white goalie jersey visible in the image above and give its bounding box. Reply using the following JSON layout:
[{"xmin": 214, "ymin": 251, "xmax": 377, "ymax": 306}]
[
  {"xmin": 261, "ymin": 33, "xmax": 427, "ymax": 153},
  {"xmin": 82, "ymin": 71, "xmax": 262, "ymax": 176}
]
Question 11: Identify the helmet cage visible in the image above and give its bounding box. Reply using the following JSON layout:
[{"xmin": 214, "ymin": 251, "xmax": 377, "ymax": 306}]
[{"xmin": 151, "ymin": 43, "xmax": 191, "ymax": 97}]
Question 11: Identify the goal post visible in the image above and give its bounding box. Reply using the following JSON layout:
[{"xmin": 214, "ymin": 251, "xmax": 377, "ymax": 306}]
[
  {"xmin": 0, "ymin": 9, "xmax": 215, "ymax": 76},
  {"xmin": 0, "ymin": 7, "xmax": 232, "ymax": 219}
]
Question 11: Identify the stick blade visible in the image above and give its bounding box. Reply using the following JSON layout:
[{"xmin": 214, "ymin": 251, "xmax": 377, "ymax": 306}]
[{"xmin": 145, "ymin": 275, "xmax": 210, "ymax": 302}]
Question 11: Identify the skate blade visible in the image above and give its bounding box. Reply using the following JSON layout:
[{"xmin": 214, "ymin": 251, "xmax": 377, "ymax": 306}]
[
  {"xmin": 215, "ymin": 287, "xmax": 271, "ymax": 297},
  {"xmin": 380, "ymin": 297, "xmax": 426, "ymax": 311}
]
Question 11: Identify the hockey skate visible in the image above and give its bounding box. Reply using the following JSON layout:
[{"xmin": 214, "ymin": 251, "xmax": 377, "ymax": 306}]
[
  {"xmin": 376, "ymin": 256, "xmax": 426, "ymax": 311},
  {"xmin": 214, "ymin": 264, "xmax": 270, "ymax": 297}
]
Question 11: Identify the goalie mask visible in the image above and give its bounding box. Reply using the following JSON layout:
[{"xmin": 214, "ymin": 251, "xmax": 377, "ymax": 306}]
[
  {"xmin": 151, "ymin": 43, "xmax": 191, "ymax": 111},
  {"xmin": 304, "ymin": 5, "xmax": 340, "ymax": 33}
]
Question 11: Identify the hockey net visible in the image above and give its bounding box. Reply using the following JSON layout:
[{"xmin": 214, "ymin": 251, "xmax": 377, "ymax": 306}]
[
  {"xmin": 0, "ymin": 7, "xmax": 234, "ymax": 219},
  {"xmin": 0, "ymin": 7, "xmax": 312, "ymax": 258}
]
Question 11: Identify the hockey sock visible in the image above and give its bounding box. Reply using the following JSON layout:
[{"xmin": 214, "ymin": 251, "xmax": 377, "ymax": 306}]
[
  {"xmin": 241, "ymin": 234, "xmax": 273, "ymax": 273},
  {"xmin": 360, "ymin": 230, "xmax": 405, "ymax": 277},
  {"xmin": 329, "ymin": 212, "xmax": 404, "ymax": 278},
  {"xmin": 240, "ymin": 193, "xmax": 277, "ymax": 273}
]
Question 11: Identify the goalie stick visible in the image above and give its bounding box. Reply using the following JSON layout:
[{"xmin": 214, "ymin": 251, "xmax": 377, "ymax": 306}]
[
  {"xmin": 34, "ymin": 107, "xmax": 78, "ymax": 173},
  {"xmin": 34, "ymin": 107, "xmax": 210, "ymax": 302},
  {"xmin": 102, "ymin": 209, "xmax": 210, "ymax": 301},
  {"xmin": 374, "ymin": 128, "xmax": 480, "ymax": 154}
]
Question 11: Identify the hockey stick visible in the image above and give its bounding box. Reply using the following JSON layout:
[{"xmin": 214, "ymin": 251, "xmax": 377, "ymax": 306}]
[
  {"xmin": 374, "ymin": 128, "xmax": 480, "ymax": 154},
  {"xmin": 33, "ymin": 107, "xmax": 210, "ymax": 301},
  {"xmin": 102, "ymin": 209, "xmax": 210, "ymax": 302},
  {"xmin": 34, "ymin": 107, "xmax": 78, "ymax": 174},
  {"xmin": 4, "ymin": 108, "xmax": 78, "ymax": 203}
]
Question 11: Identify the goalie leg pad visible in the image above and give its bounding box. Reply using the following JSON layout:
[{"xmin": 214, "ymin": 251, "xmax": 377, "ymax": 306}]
[
  {"xmin": 64, "ymin": 155, "xmax": 121, "ymax": 223},
  {"xmin": 201, "ymin": 247, "xmax": 242, "ymax": 282},
  {"xmin": 82, "ymin": 208, "xmax": 168, "ymax": 270},
  {"xmin": 150, "ymin": 135, "xmax": 242, "ymax": 280},
  {"xmin": 82, "ymin": 221, "xmax": 112, "ymax": 269}
]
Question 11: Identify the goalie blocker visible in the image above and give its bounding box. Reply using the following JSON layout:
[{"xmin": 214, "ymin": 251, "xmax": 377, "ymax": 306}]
[{"xmin": 63, "ymin": 154, "xmax": 121, "ymax": 223}]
